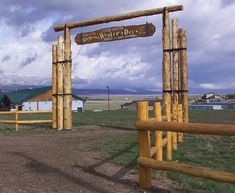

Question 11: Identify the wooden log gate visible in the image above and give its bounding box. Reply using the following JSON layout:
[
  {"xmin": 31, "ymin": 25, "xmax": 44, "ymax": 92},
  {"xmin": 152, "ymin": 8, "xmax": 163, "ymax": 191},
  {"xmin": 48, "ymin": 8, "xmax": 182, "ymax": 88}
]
[
  {"xmin": 52, "ymin": 5, "xmax": 185, "ymax": 130},
  {"xmin": 136, "ymin": 101, "xmax": 235, "ymax": 188}
]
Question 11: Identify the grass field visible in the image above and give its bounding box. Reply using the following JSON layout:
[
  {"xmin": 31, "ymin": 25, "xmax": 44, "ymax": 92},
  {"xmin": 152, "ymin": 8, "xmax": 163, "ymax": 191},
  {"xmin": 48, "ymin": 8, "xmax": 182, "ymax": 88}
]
[
  {"xmin": 74, "ymin": 109, "xmax": 235, "ymax": 193},
  {"xmin": 0, "ymin": 109, "xmax": 234, "ymax": 192}
]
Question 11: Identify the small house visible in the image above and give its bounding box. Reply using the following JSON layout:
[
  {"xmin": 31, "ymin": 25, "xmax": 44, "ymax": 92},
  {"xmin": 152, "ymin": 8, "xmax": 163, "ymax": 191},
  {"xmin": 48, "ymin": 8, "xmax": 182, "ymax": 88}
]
[
  {"xmin": 121, "ymin": 99, "xmax": 162, "ymax": 110},
  {"xmin": 197, "ymin": 92, "xmax": 224, "ymax": 103}
]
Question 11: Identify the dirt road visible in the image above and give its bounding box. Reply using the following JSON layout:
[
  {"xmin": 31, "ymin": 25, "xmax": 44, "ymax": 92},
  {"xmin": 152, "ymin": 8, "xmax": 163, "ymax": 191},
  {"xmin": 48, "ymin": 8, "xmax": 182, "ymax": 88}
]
[{"xmin": 0, "ymin": 125, "xmax": 176, "ymax": 193}]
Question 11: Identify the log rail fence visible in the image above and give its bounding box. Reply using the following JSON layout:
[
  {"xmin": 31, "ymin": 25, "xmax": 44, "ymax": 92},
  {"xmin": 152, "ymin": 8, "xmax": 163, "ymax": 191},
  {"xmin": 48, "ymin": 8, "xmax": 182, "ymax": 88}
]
[
  {"xmin": 136, "ymin": 101, "xmax": 235, "ymax": 188},
  {"xmin": 0, "ymin": 106, "xmax": 52, "ymax": 131}
]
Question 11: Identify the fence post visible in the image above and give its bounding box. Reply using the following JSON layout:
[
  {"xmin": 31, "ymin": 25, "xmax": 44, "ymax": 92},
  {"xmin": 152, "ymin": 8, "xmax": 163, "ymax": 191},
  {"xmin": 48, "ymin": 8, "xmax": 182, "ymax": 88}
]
[
  {"xmin": 57, "ymin": 35, "xmax": 64, "ymax": 131},
  {"xmin": 137, "ymin": 101, "xmax": 151, "ymax": 188},
  {"xmin": 162, "ymin": 8, "xmax": 172, "ymax": 115},
  {"xmin": 166, "ymin": 103, "xmax": 172, "ymax": 160},
  {"xmin": 52, "ymin": 44, "xmax": 58, "ymax": 129},
  {"xmin": 172, "ymin": 103, "xmax": 178, "ymax": 150},
  {"xmin": 178, "ymin": 104, "xmax": 183, "ymax": 142},
  {"xmin": 63, "ymin": 26, "xmax": 72, "ymax": 130},
  {"xmin": 179, "ymin": 28, "xmax": 188, "ymax": 123},
  {"xmin": 15, "ymin": 106, "xmax": 19, "ymax": 132},
  {"xmin": 153, "ymin": 102, "xmax": 162, "ymax": 161}
]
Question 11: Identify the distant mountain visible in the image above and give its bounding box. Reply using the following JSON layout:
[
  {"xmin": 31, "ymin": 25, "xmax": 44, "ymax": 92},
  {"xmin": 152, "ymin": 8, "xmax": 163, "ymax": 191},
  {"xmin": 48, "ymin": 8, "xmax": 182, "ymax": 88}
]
[{"xmin": 73, "ymin": 88, "xmax": 162, "ymax": 95}]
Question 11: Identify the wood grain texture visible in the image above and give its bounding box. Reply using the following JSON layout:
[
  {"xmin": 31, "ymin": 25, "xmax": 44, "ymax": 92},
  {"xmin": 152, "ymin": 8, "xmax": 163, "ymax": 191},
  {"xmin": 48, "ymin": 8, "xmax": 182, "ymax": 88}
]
[
  {"xmin": 136, "ymin": 119, "xmax": 235, "ymax": 136},
  {"xmin": 57, "ymin": 36, "xmax": 64, "ymax": 131},
  {"xmin": 138, "ymin": 157, "xmax": 235, "ymax": 184},
  {"xmin": 52, "ymin": 44, "xmax": 58, "ymax": 129},
  {"xmin": 162, "ymin": 9, "xmax": 172, "ymax": 116},
  {"xmin": 63, "ymin": 27, "xmax": 72, "ymax": 130},
  {"xmin": 137, "ymin": 101, "xmax": 151, "ymax": 188},
  {"xmin": 54, "ymin": 5, "xmax": 183, "ymax": 31}
]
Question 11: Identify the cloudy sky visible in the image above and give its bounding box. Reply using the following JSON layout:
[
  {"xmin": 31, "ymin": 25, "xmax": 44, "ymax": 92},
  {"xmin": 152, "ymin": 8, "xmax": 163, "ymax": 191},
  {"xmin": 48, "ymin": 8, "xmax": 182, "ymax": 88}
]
[{"xmin": 0, "ymin": 0, "xmax": 235, "ymax": 93}]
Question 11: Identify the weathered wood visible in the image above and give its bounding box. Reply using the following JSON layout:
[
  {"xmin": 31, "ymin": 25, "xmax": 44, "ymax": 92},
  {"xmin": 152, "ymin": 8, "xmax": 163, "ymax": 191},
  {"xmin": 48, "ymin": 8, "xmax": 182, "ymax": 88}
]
[
  {"xmin": 54, "ymin": 5, "xmax": 183, "ymax": 31},
  {"xmin": 64, "ymin": 27, "xmax": 72, "ymax": 130},
  {"xmin": 0, "ymin": 111, "xmax": 16, "ymax": 115},
  {"xmin": 75, "ymin": 23, "xmax": 156, "ymax": 45},
  {"xmin": 153, "ymin": 102, "xmax": 162, "ymax": 160},
  {"xmin": 138, "ymin": 157, "xmax": 235, "ymax": 184},
  {"xmin": 0, "ymin": 120, "xmax": 16, "ymax": 123},
  {"xmin": 57, "ymin": 36, "xmax": 64, "ymax": 131},
  {"xmin": 162, "ymin": 9, "xmax": 172, "ymax": 115},
  {"xmin": 166, "ymin": 103, "xmax": 172, "ymax": 160},
  {"xmin": 172, "ymin": 19, "xmax": 179, "ymax": 105},
  {"xmin": 177, "ymin": 104, "xmax": 183, "ymax": 141},
  {"xmin": 17, "ymin": 111, "xmax": 52, "ymax": 114},
  {"xmin": 52, "ymin": 44, "xmax": 58, "ymax": 129},
  {"xmin": 136, "ymin": 119, "xmax": 235, "ymax": 136},
  {"xmin": 15, "ymin": 106, "xmax": 19, "ymax": 132},
  {"xmin": 178, "ymin": 28, "xmax": 188, "ymax": 123},
  {"xmin": 17, "ymin": 120, "xmax": 52, "ymax": 124},
  {"xmin": 172, "ymin": 103, "xmax": 178, "ymax": 149},
  {"xmin": 137, "ymin": 101, "xmax": 151, "ymax": 188},
  {"xmin": 150, "ymin": 138, "xmax": 168, "ymax": 158}
]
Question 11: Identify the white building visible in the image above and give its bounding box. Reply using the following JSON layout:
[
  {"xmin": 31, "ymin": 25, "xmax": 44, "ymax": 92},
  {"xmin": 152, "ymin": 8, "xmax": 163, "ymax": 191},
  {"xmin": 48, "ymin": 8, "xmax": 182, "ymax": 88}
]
[{"xmin": 23, "ymin": 100, "xmax": 84, "ymax": 111}]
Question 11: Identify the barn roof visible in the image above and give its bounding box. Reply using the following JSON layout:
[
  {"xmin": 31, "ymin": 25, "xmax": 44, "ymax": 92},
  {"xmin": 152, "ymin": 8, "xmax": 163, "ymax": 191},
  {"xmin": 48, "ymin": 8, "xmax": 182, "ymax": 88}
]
[
  {"xmin": 7, "ymin": 87, "xmax": 51, "ymax": 104},
  {"xmin": 5, "ymin": 87, "xmax": 85, "ymax": 104}
]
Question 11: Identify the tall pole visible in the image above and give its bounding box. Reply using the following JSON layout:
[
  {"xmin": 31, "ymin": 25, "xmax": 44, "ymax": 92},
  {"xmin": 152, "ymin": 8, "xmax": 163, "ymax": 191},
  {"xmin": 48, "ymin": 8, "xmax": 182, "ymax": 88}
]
[
  {"xmin": 106, "ymin": 86, "xmax": 110, "ymax": 110},
  {"xmin": 162, "ymin": 8, "xmax": 172, "ymax": 115},
  {"xmin": 52, "ymin": 44, "xmax": 58, "ymax": 129},
  {"xmin": 64, "ymin": 26, "xmax": 72, "ymax": 130},
  {"xmin": 57, "ymin": 36, "xmax": 64, "ymax": 131}
]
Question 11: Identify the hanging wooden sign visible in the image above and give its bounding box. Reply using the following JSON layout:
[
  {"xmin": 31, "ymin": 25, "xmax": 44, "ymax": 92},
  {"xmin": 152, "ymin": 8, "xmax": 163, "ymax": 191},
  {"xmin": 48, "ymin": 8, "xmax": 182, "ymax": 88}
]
[{"xmin": 74, "ymin": 23, "xmax": 156, "ymax": 45}]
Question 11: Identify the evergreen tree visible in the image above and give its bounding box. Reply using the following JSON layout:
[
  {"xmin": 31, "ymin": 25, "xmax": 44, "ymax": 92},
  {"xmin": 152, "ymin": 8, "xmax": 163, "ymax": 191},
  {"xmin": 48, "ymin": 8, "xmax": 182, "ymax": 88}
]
[{"xmin": 2, "ymin": 94, "xmax": 11, "ymax": 109}]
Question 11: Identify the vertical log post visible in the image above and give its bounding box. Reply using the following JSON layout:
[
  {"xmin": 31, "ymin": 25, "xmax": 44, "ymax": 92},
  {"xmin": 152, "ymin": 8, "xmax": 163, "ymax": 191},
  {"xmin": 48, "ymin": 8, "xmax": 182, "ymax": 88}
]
[
  {"xmin": 172, "ymin": 19, "xmax": 179, "ymax": 105},
  {"xmin": 64, "ymin": 27, "xmax": 72, "ymax": 130},
  {"xmin": 172, "ymin": 103, "xmax": 178, "ymax": 150},
  {"xmin": 179, "ymin": 28, "xmax": 188, "ymax": 124},
  {"xmin": 52, "ymin": 45, "xmax": 58, "ymax": 129},
  {"xmin": 57, "ymin": 36, "xmax": 64, "ymax": 131},
  {"xmin": 166, "ymin": 103, "xmax": 172, "ymax": 160},
  {"xmin": 162, "ymin": 8, "xmax": 172, "ymax": 115},
  {"xmin": 178, "ymin": 104, "xmax": 183, "ymax": 142},
  {"xmin": 15, "ymin": 105, "xmax": 19, "ymax": 132},
  {"xmin": 137, "ymin": 101, "xmax": 151, "ymax": 188},
  {"xmin": 153, "ymin": 102, "xmax": 162, "ymax": 161}
]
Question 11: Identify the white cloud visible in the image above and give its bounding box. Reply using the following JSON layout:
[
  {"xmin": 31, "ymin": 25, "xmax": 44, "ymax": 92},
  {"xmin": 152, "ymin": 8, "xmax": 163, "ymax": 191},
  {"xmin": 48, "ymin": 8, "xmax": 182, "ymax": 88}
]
[{"xmin": 0, "ymin": 0, "xmax": 235, "ymax": 92}]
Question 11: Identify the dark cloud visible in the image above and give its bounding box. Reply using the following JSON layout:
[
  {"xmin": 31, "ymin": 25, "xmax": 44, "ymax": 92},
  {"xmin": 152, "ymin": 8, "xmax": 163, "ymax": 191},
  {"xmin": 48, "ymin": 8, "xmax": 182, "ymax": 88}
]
[
  {"xmin": 2, "ymin": 55, "xmax": 10, "ymax": 62},
  {"xmin": 20, "ymin": 54, "xmax": 37, "ymax": 67}
]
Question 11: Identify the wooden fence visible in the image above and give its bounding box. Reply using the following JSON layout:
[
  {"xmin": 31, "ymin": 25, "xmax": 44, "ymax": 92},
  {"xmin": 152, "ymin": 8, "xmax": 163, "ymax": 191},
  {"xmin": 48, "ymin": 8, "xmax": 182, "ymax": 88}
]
[
  {"xmin": 0, "ymin": 106, "xmax": 52, "ymax": 131},
  {"xmin": 136, "ymin": 101, "xmax": 235, "ymax": 188}
]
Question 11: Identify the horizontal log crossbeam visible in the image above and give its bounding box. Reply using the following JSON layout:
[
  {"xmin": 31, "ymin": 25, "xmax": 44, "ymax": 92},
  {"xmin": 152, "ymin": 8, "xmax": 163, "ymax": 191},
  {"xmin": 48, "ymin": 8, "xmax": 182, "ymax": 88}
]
[
  {"xmin": 136, "ymin": 119, "xmax": 235, "ymax": 136},
  {"xmin": 54, "ymin": 5, "xmax": 183, "ymax": 31},
  {"xmin": 138, "ymin": 157, "xmax": 235, "ymax": 184}
]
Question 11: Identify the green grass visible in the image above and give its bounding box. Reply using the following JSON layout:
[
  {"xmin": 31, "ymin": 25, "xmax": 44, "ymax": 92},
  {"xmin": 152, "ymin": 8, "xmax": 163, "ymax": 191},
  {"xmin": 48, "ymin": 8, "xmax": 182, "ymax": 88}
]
[
  {"xmin": 0, "ymin": 109, "xmax": 235, "ymax": 192},
  {"xmin": 80, "ymin": 110, "xmax": 235, "ymax": 193}
]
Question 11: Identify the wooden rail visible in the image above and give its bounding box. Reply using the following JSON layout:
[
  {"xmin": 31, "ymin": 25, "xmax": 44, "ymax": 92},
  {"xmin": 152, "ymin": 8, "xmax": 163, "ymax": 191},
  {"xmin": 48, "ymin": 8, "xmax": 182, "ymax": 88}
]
[
  {"xmin": 136, "ymin": 101, "xmax": 235, "ymax": 188},
  {"xmin": 138, "ymin": 157, "xmax": 235, "ymax": 184},
  {"xmin": 0, "ymin": 109, "xmax": 52, "ymax": 131},
  {"xmin": 136, "ymin": 119, "xmax": 235, "ymax": 136},
  {"xmin": 54, "ymin": 5, "xmax": 183, "ymax": 31}
]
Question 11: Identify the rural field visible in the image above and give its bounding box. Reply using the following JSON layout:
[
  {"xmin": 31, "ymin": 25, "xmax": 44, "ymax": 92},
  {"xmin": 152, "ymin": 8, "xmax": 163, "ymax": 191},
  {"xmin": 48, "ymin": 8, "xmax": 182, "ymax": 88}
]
[
  {"xmin": 0, "ymin": 108, "xmax": 234, "ymax": 193},
  {"xmin": 82, "ymin": 94, "xmax": 162, "ymax": 110}
]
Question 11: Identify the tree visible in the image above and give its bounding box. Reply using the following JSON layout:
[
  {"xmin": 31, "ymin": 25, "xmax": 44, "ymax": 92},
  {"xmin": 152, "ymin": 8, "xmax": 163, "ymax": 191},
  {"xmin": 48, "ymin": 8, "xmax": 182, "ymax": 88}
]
[{"xmin": 1, "ymin": 94, "xmax": 11, "ymax": 109}]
